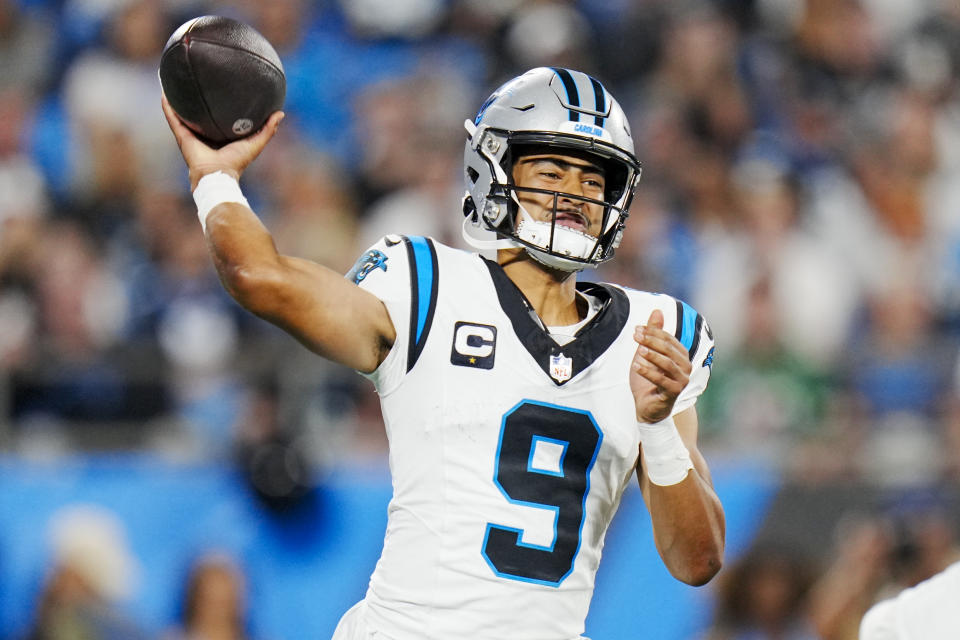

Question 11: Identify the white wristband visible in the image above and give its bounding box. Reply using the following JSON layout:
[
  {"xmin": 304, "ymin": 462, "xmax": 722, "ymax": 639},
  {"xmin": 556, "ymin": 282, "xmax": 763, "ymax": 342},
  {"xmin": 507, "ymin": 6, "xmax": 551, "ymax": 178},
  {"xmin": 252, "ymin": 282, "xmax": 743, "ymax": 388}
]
[
  {"xmin": 638, "ymin": 415, "xmax": 694, "ymax": 486},
  {"xmin": 192, "ymin": 171, "xmax": 249, "ymax": 231}
]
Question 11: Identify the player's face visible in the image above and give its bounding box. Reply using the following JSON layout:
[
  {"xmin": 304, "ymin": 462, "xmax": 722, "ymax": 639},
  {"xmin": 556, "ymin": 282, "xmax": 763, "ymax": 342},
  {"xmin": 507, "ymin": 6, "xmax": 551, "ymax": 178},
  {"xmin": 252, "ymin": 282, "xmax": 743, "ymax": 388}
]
[{"xmin": 511, "ymin": 152, "xmax": 607, "ymax": 237}]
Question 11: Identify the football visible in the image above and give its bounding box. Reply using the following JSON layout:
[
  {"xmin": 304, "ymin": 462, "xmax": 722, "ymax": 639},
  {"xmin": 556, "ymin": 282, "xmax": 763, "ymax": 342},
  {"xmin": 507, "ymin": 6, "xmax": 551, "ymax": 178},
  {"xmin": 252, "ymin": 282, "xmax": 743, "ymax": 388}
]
[{"xmin": 159, "ymin": 15, "xmax": 285, "ymax": 148}]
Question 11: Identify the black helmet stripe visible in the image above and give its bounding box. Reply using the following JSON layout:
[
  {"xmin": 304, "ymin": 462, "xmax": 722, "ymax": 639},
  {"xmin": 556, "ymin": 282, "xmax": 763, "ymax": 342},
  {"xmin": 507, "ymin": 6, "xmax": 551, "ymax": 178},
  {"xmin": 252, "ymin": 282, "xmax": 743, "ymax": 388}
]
[
  {"xmin": 551, "ymin": 67, "xmax": 581, "ymax": 122},
  {"xmin": 589, "ymin": 76, "xmax": 607, "ymax": 127}
]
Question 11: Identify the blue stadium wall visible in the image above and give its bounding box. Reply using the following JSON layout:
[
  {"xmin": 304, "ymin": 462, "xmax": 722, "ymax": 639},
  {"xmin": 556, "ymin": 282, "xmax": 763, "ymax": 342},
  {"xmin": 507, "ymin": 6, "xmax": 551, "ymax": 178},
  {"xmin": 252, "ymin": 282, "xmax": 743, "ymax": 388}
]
[{"xmin": 0, "ymin": 456, "xmax": 777, "ymax": 639}]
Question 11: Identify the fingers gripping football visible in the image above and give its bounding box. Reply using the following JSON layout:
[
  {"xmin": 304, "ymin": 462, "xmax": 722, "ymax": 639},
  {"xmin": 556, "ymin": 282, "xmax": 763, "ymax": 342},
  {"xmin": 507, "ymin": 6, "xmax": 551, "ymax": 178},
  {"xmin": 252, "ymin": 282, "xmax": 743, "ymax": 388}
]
[
  {"xmin": 630, "ymin": 309, "xmax": 691, "ymax": 423},
  {"xmin": 161, "ymin": 94, "xmax": 284, "ymax": 191}
]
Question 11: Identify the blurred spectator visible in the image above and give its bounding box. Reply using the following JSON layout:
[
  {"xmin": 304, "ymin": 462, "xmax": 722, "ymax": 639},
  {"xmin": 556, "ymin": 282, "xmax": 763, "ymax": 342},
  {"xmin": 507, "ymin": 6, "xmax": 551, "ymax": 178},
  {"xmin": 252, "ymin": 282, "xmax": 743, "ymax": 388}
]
[
  {"xmin": 0, "ymin": 0, "xmax": 55, "ymax": 98},
  {"xmin": 250, "ymin": 140, "xmax": 361, "ymax": 274},
  {"xmin": 61, "ymin": 0, "xmax": 181, "ymax": 217},
  {"xmin": 692, "ymin": 145, "xmax": 858, "ymax": 368},
  {"xmin": 703, "ymin": 544, "xmax": 819, "ymax": 640},
  {"xmin": 165, "ymin": 552, "xmax": 253, "ymax": 640},
  {"xmin": 9, "ymin": 219, "xmax": 173, "ymax": 451},
  {"xmin": 845, "ymin": 276, "xmax": 954, "ymax": 487},
  {"xmin": 876, "ymin": 494, "xmax": 960, "ymax": 598},
  {"xmin": 696, "ymin": 274, "xmax": 842, "ymax": 476},
  {"xmin": 807, "ymin": 514, "xmax": 894, "ymax": 640},
  {"xmin": 234, "ymin": 376, "xmax": 315, "ymax": 512},
  {"xmin": 336, "ymin": 0, "xmax": 445, "ymax": 40},
  {"xmin": 946, "ymin": 352, "xmax": 960, "ymax": 479},
  {"xmin": 116, "ymin": 183, "xmax": 260, "ymax": 457},
  {"xmin": 354, "ymin": 72, "xmax": 472, "ymax": 248},
  {"xmin": 503, "ymin": 2, "xmax": 597, "ymax": 74},
  {"xmin": 240, "ymin": 0, "xmax": 482, "ymax": 168},
  {"xmin": 25, "ymin": 503, "xmax": 148, "ymax": 640},
  {"xmin": 808, "ymin": 497, "xmax": 960, "ymax": 640},
  {"xmin": 628, "ymin": 2, "xmax": 751, "ymax": 232},
  {"xmin": 0, "ymin": 90, "xmax": 47, "ymax": 373},
  {"xmin": 806, "ymin": 87, "xmax": 947, "ymax": 304},
  {"xmin": 593, "ymin": 181, "xmax": 699, "ymax": 298}
]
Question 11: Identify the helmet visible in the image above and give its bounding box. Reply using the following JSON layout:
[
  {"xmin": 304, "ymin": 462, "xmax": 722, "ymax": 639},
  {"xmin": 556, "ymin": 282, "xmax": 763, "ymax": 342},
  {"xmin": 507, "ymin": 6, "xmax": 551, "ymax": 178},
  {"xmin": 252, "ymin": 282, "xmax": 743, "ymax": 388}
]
[{"xmin": 462, "ymin": 67, "xmax": 641, "ymax": 272}]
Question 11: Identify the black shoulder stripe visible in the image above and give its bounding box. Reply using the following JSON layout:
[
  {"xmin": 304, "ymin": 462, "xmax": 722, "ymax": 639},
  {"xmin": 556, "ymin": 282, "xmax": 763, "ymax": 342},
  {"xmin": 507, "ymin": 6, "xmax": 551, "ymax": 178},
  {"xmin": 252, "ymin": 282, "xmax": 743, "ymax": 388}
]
[
  {"xmin": 674, "ymin": 299, "xmax": 684, "ymax": 342},
  {"xmin": 402, "ymin": 236, "xmax": 439, "ymax": 373},
  {"xmin": 688, "ymin": 314, "xmax": 704, "ymax": 362}
]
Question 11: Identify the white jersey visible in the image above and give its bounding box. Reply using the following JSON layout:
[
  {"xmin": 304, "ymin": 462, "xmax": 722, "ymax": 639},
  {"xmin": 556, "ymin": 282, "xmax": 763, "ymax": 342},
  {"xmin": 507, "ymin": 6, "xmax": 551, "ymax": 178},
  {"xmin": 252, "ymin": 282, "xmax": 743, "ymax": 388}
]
[
  {"xmin": 860, "ymin": 562, "xmax": 960, "ymax": 640},
  {"xmin": 343, "ymin": 236, "xmax": 715, "ymax": 640}
]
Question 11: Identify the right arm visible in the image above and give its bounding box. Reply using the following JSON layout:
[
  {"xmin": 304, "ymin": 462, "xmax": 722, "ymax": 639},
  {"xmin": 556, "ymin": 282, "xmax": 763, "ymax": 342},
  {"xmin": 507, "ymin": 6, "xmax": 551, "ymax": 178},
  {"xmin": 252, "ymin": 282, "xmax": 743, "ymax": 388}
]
[{"xmin": 162, "ymin": 96, "xmax": 395, "ymax": 373}]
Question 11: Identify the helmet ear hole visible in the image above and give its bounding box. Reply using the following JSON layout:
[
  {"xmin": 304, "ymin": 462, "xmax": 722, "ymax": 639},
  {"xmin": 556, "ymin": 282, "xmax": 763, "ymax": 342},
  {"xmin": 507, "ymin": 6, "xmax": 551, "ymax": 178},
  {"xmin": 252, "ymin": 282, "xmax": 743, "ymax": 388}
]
[
  {"xmin": 462, "ymin": 196, "xmax": 477, "ymax": 220},
  {"xmin": 466, "ymin": 167, "xmax": 480, "ymax": 184}
]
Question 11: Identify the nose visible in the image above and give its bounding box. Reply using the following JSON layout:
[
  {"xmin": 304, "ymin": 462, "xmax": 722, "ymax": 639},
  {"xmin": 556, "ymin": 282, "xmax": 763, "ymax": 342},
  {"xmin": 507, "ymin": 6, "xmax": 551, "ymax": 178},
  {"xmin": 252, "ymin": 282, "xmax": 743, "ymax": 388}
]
[{"xmin": 557, "ymin": 172, "xmax": 585, "ymax": 203}]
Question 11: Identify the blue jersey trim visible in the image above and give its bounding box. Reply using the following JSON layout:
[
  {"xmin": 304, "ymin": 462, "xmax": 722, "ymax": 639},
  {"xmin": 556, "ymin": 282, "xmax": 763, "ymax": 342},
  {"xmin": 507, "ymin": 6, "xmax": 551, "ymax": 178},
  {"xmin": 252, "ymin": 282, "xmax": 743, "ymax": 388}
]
[
  {"xmin": 678, "ymin": 300, "xmax": 698, "ymax": 353},
  {"xmin": 410, "ymin": 236, "xmax": 433, "ymax": 343}
]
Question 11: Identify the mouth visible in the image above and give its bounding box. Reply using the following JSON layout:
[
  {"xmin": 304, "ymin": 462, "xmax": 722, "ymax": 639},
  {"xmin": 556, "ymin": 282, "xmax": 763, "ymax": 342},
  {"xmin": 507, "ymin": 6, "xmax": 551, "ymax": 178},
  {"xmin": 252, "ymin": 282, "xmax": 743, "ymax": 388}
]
[{"xmin": 554, "ymin": 210, "xmax": 589, "ymax": 233}]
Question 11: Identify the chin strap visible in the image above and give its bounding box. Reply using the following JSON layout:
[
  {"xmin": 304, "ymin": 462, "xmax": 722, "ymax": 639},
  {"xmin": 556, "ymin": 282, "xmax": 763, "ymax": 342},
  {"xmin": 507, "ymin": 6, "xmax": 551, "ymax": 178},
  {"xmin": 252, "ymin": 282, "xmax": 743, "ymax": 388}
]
[
  {"xmin": 461, "ymin": 215, "xmax": 517, "ymax": 250},
  {"xmin": 524, "ymin": 246, "xmax": 594, "ymax": 273},
  {"xmin": 462, "ymin": 196, "xmax": 598, "ymax": 272},
  {"xmin": 516, "ymin": 218, "xmax": 599, "ymax": 261}
]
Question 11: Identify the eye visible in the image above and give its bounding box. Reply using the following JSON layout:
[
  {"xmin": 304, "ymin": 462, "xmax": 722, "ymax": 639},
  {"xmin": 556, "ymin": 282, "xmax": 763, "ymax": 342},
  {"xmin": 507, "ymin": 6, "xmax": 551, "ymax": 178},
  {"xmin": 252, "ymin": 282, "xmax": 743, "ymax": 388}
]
[{"xmin": 541, "ymin": 171, "xmax": 561, "ymax": 180}]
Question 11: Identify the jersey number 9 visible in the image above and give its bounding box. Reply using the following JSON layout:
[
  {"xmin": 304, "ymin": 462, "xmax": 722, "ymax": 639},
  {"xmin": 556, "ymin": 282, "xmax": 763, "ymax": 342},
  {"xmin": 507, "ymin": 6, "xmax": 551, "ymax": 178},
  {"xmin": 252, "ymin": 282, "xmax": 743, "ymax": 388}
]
[{"xmin": 482, "ymin": 400, "xmax": 602, "ymax": 586}]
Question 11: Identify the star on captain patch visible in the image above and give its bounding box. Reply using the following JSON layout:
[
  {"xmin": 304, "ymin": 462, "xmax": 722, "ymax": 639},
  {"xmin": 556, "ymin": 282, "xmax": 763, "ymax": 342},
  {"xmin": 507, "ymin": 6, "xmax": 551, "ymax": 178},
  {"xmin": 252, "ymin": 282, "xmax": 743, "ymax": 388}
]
[{"xmin": 549, "ymin": 353, "xmax": 573, "ymax": 383}]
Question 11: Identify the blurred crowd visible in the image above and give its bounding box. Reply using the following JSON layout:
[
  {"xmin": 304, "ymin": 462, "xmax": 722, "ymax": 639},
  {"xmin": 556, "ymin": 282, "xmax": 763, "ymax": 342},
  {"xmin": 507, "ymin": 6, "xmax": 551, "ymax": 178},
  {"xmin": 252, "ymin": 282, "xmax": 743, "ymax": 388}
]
[
  {"xmin": 26, "ymin": 504, "xmax": 254, "ymax": 640},
  {"xmin": 3, "ymin": 0, "xmax": 960, "ymax": 637},
  {"xmin": 703, "ymin": 488, "xmax": 960, "ymax": 640},
  {"xmin": 3, "ymin": 0, "xmax": 960, "ymax": 478}
]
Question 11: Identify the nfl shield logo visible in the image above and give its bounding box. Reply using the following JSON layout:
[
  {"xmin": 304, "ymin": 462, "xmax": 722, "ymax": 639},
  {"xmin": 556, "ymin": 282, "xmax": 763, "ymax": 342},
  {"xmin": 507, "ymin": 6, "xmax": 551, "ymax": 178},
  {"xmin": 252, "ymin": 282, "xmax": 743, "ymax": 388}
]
[{"xmin": 549, "ymin": 353, "xmax": 573, "ymax": 383}]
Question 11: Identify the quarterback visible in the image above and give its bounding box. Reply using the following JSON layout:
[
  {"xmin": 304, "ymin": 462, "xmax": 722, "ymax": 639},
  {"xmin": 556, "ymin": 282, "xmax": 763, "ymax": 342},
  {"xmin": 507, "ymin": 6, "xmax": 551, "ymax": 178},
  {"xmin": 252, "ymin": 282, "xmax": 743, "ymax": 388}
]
[{"xmin": 162, "ymin": 67, "xmax": 725, "ymax": 639}]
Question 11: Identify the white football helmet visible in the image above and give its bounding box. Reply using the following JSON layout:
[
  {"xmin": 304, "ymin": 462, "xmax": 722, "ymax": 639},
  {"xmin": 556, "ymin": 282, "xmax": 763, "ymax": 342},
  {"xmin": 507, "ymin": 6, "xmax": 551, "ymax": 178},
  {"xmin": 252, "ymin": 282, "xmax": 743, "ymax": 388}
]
[{"xmin": 463, "ymin": 67, "xmax": 641, "ymax": 271}]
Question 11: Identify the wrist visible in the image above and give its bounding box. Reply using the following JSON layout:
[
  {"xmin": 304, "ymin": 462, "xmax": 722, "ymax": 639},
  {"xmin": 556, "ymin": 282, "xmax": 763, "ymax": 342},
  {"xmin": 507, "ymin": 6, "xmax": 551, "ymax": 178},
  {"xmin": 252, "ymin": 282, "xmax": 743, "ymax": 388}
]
[
  {"xmin": 192, "ymin": 171, "xmax": 249, "ymax": 232},
  {"xmin": 189, "ymin": 167, "xmax": 240, "ymax": 192},
  {"xmin": 637, "ymin": 415, "xmax": 693, "ymax": 486}
]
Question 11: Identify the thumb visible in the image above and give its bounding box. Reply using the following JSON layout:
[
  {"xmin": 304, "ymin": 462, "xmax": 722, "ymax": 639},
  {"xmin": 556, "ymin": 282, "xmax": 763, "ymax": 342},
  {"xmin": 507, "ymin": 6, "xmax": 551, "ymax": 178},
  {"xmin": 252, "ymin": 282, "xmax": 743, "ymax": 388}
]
[{"xmin": 647, "ymin": 308, "xmax": 664, "ymax": 330}]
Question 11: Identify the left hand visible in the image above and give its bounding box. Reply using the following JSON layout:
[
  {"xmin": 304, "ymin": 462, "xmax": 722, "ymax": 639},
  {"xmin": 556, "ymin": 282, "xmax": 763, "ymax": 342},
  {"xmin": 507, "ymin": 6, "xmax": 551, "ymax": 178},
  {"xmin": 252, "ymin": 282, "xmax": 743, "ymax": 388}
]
[{"xmin": 630, "ymin": 309, "xmax": 692, "ymax": 423}]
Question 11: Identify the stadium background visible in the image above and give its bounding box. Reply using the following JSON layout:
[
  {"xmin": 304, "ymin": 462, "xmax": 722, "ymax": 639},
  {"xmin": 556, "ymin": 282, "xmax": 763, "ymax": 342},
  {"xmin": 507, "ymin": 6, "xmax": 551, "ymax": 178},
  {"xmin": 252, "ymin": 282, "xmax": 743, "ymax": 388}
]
[{"xmin": 1, "ymin": 0, "xmax": 960, "ymax": 638}]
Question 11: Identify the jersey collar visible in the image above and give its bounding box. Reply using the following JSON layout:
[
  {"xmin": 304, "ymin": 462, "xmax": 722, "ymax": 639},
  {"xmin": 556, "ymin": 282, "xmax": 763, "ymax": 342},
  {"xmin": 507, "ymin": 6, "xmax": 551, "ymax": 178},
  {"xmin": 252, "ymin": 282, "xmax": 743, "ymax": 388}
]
[{"xmin": 482, "ymin": 257, "xmax": 629, "ymax": 386}]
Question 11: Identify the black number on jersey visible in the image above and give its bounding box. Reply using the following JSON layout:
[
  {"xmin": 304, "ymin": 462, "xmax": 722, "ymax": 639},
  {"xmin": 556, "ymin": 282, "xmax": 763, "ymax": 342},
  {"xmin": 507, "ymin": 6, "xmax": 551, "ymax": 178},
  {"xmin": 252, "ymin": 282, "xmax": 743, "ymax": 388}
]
[{"xmin": 482, "ymin": 400, "xmax": 602, "ymax": 586}]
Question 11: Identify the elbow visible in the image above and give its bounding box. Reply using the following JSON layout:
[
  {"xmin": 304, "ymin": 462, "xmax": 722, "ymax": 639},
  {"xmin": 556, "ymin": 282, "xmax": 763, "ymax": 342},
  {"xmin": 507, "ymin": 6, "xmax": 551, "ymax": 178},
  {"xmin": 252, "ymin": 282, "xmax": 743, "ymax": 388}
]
[
  {"xmin": 683, "ymin": 552, "xmax": 723, "ymax": 586},
  {"xmin": 677, "ymin": 548, "xmax": 723, "ymax": 586},
  {"xmin": 666, "ymin": 540, "xmax": 723, "ymax": 587}
]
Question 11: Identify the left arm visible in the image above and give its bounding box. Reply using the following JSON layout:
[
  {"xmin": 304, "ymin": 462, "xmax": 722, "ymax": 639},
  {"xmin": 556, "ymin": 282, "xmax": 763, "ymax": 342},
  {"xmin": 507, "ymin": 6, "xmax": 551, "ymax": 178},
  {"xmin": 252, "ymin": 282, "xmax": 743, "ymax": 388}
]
[
  {"xmin": 637, "ymin": 407, "xmax": 725, "ymax": 586},
  {"xmin": 631, "ymin": 309, "xmax": 725, "ymax": 586}
]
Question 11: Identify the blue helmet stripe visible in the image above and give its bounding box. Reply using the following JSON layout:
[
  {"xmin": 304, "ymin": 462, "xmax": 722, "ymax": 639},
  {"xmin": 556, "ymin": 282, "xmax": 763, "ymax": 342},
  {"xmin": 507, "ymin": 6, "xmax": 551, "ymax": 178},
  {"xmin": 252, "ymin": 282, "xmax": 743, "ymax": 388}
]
[{"xmin": 551, "ymin": 67, "xmax": 581, "ymax": 122}]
